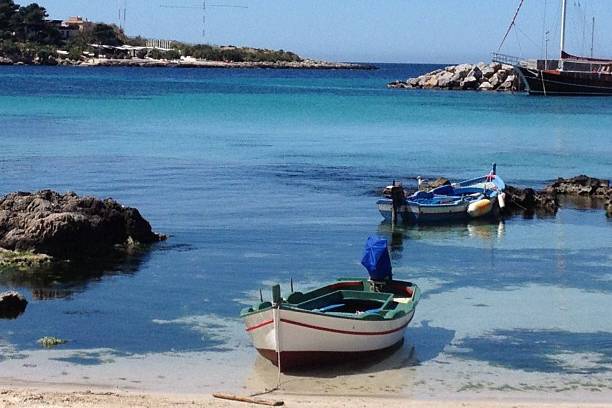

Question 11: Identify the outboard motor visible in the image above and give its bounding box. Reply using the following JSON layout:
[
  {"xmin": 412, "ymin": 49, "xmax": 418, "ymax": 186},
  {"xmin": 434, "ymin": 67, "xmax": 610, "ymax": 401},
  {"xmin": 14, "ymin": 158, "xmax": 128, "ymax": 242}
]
[{"xmin": 361, "ymin": 236, "xmax": 392, "ymax": 282}]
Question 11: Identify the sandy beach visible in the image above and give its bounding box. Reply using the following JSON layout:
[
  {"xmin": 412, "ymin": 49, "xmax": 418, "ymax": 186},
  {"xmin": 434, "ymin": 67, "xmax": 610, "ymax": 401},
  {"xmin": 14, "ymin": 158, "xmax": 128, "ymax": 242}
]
[{"xmin": 2, "ymin": 384, "xmax": 612, "ymax": 408}]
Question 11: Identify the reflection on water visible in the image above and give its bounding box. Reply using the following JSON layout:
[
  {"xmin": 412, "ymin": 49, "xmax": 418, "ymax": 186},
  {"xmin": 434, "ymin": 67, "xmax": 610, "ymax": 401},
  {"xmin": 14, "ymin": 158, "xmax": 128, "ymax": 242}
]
[
  {"xmin": 377, "ymin": 219, "xmax": 506, "ymax": 257},
  {"xmin": 558, "ymin": 195, "xmax": 608, "ymax": 211},
  {"xmin": 245, "ymin": 320, "xmax": 454, "ymax": 395},
  {"xmin": 0, "ymin": 249, "xmax": 152, "ymax": 301}
]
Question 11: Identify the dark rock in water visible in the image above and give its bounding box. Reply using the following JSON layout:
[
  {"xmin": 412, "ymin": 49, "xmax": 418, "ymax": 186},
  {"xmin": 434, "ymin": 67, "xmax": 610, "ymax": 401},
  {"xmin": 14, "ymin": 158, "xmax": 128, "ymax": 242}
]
[
  {"xmin": 502, "ymin": 185, "xmax": 558, "ymax": 216},
  {"xmin": 545, "ymin": 175, "xmax": 610, "ymax": 198},
  {"xmin": 429, "ymin": 177, "xmax": 451, "ymax": 189},
  {"xmin": 606, "ymin": 198, "xmax": 612, "ymax": 218},
  {"xmin": 0, "ymin": 190, "xmax": 166, "ymax": 261},
  {"xmin": 0, "ymin": 291, "xmax": 28, "ymax": 319}
]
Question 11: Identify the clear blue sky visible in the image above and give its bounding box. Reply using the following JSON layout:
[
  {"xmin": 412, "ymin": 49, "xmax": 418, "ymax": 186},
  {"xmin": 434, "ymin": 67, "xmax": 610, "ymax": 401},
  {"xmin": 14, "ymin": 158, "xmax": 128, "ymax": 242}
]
[{"xmin": 35, "ymin": 0, "xmax": 612, "ymax": 63}]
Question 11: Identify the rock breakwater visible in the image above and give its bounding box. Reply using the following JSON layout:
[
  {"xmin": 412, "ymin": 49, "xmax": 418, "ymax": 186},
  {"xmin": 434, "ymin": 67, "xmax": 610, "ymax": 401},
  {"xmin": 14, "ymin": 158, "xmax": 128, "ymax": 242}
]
[{"xmin": 388, "ymin": 62, "xmax": 519, "ymax": 91}]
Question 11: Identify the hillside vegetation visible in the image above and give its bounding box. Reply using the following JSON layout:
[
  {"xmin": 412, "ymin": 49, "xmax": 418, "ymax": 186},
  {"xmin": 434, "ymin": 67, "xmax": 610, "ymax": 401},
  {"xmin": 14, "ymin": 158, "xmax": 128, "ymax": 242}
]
[{"xmin": 0, "ymin": 0, "xmax": 303, "ymax": 65}]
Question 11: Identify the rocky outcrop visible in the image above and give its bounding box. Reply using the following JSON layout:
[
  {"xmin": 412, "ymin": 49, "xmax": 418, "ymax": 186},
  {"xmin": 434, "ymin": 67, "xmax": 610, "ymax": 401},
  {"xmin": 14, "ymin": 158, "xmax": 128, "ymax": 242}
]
[
  {"xmin": 544, "ymin": 175, "xmax": 610, "ymax": 198},
  {"xmin": 503, "ymin": 175, "xmax": 611, "ymax": 217},
  {"xmin": 0, "ymin": 190, "xmax": 165, "ymax": 262},
  {"xmin": 503, "ymin": 185, "xmax": 558, "ymax": 216},
  {"xmin": 388, "ymin": 62, "xmax": 519, "ymax": 92},
  {"xmin": 0, "ymin": 291, "xmax": 28, "ymax": 319}
]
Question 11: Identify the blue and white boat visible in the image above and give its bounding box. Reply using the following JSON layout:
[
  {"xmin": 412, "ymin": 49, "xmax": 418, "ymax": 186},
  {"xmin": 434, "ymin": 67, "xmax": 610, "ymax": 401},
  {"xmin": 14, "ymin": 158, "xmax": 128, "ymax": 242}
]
[{"xmin": 377, "ymin": 166, "xmax": 506, "ymax": 224}]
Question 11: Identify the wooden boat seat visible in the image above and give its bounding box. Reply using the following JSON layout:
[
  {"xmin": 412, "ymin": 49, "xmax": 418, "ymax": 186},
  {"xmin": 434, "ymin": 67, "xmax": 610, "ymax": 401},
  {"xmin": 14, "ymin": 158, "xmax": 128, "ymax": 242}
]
[
  {"xmin": 315, "ymin": 303, "xmax": 345, "ymax": 313},
  {"xmin": 295, "ymin": 290, "xmax": 393, "ymax": 315}
]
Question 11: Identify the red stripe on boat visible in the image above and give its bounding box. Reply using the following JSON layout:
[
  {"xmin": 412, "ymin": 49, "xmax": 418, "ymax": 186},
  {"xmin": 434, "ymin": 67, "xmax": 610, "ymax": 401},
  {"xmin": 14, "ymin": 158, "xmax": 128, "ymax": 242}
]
[
  {"xmin": 280, "ymin": 318, "xmax": 409, "ymax": 336},
  {"xmin": 245, "ymin": 319, "xmax": 274, "ymax": 332}
]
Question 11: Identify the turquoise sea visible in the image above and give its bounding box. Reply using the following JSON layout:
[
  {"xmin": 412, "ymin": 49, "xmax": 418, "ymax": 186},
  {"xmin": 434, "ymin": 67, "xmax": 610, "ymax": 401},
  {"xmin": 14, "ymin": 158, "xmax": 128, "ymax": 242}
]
[{"xmin": 0, "ymin": 64, "xmax": 611, "ymax": 398}]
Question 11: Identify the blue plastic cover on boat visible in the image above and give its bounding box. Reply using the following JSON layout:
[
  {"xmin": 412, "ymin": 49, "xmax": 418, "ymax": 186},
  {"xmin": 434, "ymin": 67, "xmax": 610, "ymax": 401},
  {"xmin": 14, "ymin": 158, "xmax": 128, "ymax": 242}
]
[
  {"xmin": 361, "ymin": 236, "xmax": 392, "ymax": 281},
  {"xmin": 432, "ymin": 185, "xmax": 455, "ymax": 196}
]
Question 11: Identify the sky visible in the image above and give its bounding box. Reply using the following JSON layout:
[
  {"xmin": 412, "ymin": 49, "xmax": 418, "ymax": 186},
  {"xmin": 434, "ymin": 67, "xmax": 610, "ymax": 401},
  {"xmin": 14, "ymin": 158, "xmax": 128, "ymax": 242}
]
[{"xmin": 33, "ymin": 0, "xmax": 612, "ymax": 63}]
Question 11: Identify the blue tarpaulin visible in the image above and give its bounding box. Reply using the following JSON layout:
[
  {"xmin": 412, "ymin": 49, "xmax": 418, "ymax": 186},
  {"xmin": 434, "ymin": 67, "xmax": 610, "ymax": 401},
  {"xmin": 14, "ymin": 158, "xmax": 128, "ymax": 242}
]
[{"xmin": 361, "ymin": 236, "xmax": 392, "ymax": 281}]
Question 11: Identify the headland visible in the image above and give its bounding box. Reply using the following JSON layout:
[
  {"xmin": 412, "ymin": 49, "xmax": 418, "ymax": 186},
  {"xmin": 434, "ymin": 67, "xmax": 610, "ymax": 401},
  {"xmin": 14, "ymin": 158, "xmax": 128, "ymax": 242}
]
[{"xmin": 0, "ymin": 2, "xmax": 373, "ymax": 70}]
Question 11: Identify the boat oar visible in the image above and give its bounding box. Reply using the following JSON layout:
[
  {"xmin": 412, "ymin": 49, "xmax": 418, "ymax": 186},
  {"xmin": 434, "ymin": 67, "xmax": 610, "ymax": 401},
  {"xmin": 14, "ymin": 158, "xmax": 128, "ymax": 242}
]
[{"xmin": 212, "ymin": 393, "xmax": 284, "ymax": 406}]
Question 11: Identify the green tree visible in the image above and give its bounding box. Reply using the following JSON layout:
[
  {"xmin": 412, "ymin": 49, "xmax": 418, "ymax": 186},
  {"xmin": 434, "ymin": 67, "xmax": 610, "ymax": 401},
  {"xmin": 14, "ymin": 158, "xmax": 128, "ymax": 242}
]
[
  {"xmin": 165, "ymin": 49, "xmax": 180, "ymax": 60},
  {"xmin": 68, "ymin": 45, "xmax": 83, "ymax": 61},
  {"xmin": 0, "ymin": 0, "xmax": 19, "ymax": 40},
  {"xmin": 125, "ymin": 35, "xmax": 146, "ymax": 47},
  {"xmin": 148, "ymin": 48, "xmax": 163, "ymax": 60},
  {"xmin": 15, "ymin": 3, "xmax": 58, "ymax": 44},
  {"xmin": 0, "ymin": 39, "xmax": 19, "ymax": 59},
  {"xmin": 91, "ymin": 23, "xmax": 122, "ymax": 46},
  {"xmin": 36, "ymin": 44, "xmax": 56, "ymax": 64}
]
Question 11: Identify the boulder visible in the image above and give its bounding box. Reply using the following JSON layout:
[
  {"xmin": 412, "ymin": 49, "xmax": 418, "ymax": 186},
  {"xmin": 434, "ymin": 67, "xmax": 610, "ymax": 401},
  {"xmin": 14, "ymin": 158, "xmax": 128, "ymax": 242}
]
[
  {"xmin": 388, "ymin": 80, "xmax": 410, "ymax": 89},
  {"xmin": 461, "ymin": 75, "xmax": 479, "ymax": 89},
  {"xmin": 423, "ymin": 76, "xmax": 438, "ymax": 88},
  {"xmin": 429, "ymin": 177, "xmax": 451, "ymax": 189},
  {"xmin": 489, "ymin": 73, "xmax": 501, "ymax": 88},
  {"xmin": 436, "ymin": 71, "xmax": 454, "ymax": 88},
  {"xmin": 0, "ymin": 190, "xmax": 166, "ymax": 261},
  {"xmin": 498, "ymin": 77, "xmax": 515, "ymax": 90},
  {"xmin": 496, "ymin": 69, "xmax": 509, "ymax": 82},
  {"xmin": 467, "ymin": 66, "xmax": 483, "ymax": 80},
  {"xmin": 606, "ymin": 198, "xmax": 612, "ymax": 218},
  {"xmin": 478, "ymin": 81, "xmax": 494, "ymax": 91},
  {"xmin": 481, "ymin": 65, "xmax": 496, "ymax": 79},
  {"xmin": 0, "ymin": 291, "xmax": 28, "ymax": 319}
]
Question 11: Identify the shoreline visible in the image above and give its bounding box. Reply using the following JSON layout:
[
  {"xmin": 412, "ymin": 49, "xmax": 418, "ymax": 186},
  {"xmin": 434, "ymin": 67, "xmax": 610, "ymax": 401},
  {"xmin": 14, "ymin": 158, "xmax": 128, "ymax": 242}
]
[
  {"xmin": 0, "ymin": 57, "xmax": 376, "ymax": 70},
  {"xmin": 2, "ymin": 384, "xmax": 612, "ymax": 408}
]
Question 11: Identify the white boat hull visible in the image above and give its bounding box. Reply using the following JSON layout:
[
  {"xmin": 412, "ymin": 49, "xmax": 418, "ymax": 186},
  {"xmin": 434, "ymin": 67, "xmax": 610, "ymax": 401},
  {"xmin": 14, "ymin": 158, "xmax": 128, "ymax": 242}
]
[
  {"xmin": 243, "ymin": 306, "xmax": 415, "ymax": 369},
  {"xmin": 377, "ymin": 199, "xmax": 469, "ymax": 223}
]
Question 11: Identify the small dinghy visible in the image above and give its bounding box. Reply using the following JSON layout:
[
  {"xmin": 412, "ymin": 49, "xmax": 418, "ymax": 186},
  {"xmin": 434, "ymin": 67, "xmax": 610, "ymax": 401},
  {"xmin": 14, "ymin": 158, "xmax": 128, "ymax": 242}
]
[
  {"xmin": 377, "ymin": 164, "xmax": 506, "ymax": 223},
  {"xmin": 241, "ymin": 237, "xmax": 420, "ymax": 371}
]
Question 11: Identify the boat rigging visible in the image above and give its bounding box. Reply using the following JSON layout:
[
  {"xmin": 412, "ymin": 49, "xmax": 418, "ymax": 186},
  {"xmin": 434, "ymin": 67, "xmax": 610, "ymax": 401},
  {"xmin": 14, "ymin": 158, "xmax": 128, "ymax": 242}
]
[{"xmin": 494, "ymin": 0, "xmax": 612, "ymax": 95}]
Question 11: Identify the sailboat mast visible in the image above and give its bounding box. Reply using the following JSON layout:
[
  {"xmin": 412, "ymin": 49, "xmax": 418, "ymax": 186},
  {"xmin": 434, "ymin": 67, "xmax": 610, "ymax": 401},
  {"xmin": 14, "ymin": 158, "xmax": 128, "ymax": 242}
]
[
  {"xmin": 559, "ymin": 0, "xmax": 568, "ymax": 68},
  {"xmin": 590, "ymin": 17, "xmax": 595, "ymax": 58}
]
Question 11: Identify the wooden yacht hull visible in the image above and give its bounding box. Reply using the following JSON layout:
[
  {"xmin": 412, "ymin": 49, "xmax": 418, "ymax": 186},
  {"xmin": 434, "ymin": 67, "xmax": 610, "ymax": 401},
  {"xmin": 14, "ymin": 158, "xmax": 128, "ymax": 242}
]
[{"xmin": 515, "ymin": 66, "xmax": 612, "ymax": 96}]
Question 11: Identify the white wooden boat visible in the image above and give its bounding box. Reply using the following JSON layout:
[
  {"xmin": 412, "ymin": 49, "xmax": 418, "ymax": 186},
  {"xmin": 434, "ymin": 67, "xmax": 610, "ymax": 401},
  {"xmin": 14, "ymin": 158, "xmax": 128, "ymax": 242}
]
[{"xmin": 241, "ymin": 237, "xmax": 420, "ymax": 371}]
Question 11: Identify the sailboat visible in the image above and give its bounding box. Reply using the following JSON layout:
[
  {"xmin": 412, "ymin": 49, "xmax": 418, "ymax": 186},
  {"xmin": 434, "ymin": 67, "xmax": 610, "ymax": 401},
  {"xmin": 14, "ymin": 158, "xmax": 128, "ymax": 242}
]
[{"xmin": 495, "ymin": 0, "xmax": 612, "ymax": 96}]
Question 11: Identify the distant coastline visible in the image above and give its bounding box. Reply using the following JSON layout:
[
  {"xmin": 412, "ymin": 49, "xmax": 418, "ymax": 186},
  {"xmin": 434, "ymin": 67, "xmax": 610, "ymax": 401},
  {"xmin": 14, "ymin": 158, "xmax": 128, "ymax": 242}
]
[
  {"xmin": 0, "ymin": 1, "xmax": 375, "ymax": 71},
  {"xmin": 0, "ymin": 56, "xmax": 375, "ymax": 70}
]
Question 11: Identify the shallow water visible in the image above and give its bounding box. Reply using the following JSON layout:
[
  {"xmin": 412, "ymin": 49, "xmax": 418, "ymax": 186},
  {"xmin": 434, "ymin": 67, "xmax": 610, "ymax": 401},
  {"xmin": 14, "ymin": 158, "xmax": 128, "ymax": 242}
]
[{"xmin": 0, "ymin": 64, "xmax": 611, "ymax": 399}]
